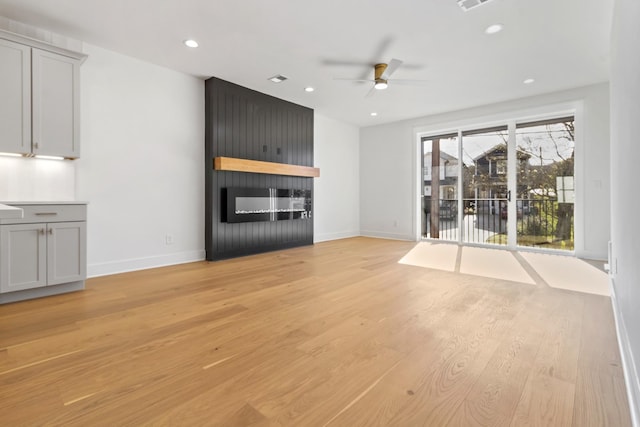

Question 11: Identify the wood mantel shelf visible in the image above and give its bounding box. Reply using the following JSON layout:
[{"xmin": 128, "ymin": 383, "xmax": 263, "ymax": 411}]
[{"xmin": 214, "ymin": 157, "xmax": 320, "ymax": 178}]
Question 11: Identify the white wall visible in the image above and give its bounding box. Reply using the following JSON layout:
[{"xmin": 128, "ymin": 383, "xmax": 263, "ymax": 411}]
[
  {"xmin": 360, "ymin": 83, "xmax": 611, "ymax": 258},
  {"xmin": 0, "ymin": 157, "xmax": 75, "ymax": 201},
  {"xmin": 76, "ymin": 44, "xmax": 205, "ymax": 276},
  {"xmin": 610, "ymin": 0, "xmax": 640, "ymax": 422},
  {"xmin": 1, "ymin": 18, "xmax": 362, "ymax": 277},
  {"xmin": 314, "ymin": 114, "xmax": 360, "ymax": 242},
  {"xmin": 361, "ymin": 120, "xmax": 415, "ymax": 240}
]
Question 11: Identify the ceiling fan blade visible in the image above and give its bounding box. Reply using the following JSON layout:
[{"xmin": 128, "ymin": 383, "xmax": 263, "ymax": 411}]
[
  {"xmin": 363, "ymin": 35, "xmax": 394, "ymax": 79},
  {"xmin": 333, "ymin": 78, "xmax": 375, "ymax": 82},
  {"xmin": 365, "ymin": 85, "xmax": 377, "ymax": 98},
  {"xmin": 370, "ymin": 36, "xmax": 394, "ymax": 65},
  {"xmin": 389, "ymin": 79, "xmax": 430, "ymax": 86},
  {"xmin": 381, "ymin": 58, "xmax": 403, "ymax": 79}
]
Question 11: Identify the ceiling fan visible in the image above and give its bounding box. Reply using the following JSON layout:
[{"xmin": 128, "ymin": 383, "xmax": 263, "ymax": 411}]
[{"xmin": 334, "ymin": 59, "xmax": 428, "ymax": 97}]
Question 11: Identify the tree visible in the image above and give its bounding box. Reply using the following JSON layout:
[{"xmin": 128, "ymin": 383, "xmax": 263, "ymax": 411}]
[{"xmin": 516, "ymin": 120, "xmax": 575, "ymax": 242}]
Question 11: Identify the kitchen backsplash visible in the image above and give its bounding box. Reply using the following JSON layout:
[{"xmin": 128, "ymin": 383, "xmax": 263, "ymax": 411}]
[{"xmin": 0, "ymin": 156, "xmax": 76, "ymax": 201}]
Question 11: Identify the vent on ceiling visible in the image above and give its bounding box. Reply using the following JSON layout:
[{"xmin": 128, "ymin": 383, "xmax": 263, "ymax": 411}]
[
  {"xmin": 268, "ymin": 74, "xmax": 288, "ymax": 83},
  {"xmin": 457, "ymin": 0, "xmax": 495, "ymax": 11}
]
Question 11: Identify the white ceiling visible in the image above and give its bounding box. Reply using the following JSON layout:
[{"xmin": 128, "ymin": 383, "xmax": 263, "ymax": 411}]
[{"xmin": 0, "ymin": 0, "xmax": 613, "ymax": 127}]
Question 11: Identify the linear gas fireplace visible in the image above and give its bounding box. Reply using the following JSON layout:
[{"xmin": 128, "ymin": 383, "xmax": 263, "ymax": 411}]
[{"xmin": 222, "ymin": 187, "xmax": 312, "ymax": 223}]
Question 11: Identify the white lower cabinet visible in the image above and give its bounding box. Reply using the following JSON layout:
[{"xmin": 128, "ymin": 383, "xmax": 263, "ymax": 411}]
[
  {"xmin": 46, "ymin": 221, "xmax": 86, "ymax": 286},
  {"xmin": 0, "ymin": 203, "xmax": 86, "ymax": 302}
]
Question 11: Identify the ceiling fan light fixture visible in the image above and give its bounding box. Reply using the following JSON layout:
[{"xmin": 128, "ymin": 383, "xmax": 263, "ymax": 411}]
[{"xmin": 374, "ymin": 81, "xmax": 388, "ymax": 90}]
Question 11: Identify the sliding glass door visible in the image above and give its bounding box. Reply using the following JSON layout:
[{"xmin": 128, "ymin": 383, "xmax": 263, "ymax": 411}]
[
  {"xmin": 421, "ymin": 116, "xmax": 575, "ymax": 252},
  {"xmin": 461, "ymin": 126, "xmax": 509, "ymax": 246},
  {"xmin": 515, "ymin": 117, "xmax": 575, "ymax": 250},
  {"xmin": 421, "ymin": 133, "xmax": 459, "ymax": 241}
]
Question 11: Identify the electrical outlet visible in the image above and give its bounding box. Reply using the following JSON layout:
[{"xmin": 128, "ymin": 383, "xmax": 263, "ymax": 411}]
[{"xmin": 165, "ymin": 234, "xmax": 174, "ymax": 245}]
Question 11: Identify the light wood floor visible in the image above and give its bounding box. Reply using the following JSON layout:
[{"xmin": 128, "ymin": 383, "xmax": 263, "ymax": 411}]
[{"xmin": 0, "ymin": 237, "xmax": 631, "ymax": 426}]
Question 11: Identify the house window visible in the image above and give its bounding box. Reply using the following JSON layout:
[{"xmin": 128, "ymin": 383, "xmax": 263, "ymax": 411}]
[{"xmin": 496, "ymin": 160, "xmax": 507, "ymax": 175}]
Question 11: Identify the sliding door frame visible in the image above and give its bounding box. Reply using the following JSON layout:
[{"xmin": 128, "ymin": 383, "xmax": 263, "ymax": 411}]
[{"xmin": 413, "ymin": 101, "xmax": 584, "ymax": 255}]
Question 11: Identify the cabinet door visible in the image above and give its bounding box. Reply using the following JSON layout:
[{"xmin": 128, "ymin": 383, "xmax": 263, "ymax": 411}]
[
  {"xmin": 0, "ymin": 224, "xmax": 47, "ymax": 293},
  {"xmin": 47, "ymin": 221, "xmax": 86, "ymax": 286},
  {"xmin": 32, "ymin": 48, "xmax": 80, "ymax": 158},
  {"xmin": 0, "ymin": 39, "xmax": 31, "ymax": 155}
]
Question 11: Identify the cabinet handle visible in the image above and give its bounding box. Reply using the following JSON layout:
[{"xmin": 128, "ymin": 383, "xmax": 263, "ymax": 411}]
[
  {"xmin": 34, "ymin": 142, "xmax": 39, "ymax": 150},
  {"xmin": 35, "ymin": 212, "xmax": 58, "ymax": 216},
  {"xmin": 39, "ymin": 228, "xmax": 45, "ymax": 235},
  {"xmin": 48, "ymin": 228, "xmax": 53, "ymax": 235}
]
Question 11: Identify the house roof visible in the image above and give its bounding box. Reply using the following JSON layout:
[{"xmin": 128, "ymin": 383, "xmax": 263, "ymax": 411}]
[
  {"xmin": 424, "ymin": 151, "xmax": 459, "ymax": 162},
  {"xmin": 473, "ymin": 144, "xmax": 532, "ymax": 162}
]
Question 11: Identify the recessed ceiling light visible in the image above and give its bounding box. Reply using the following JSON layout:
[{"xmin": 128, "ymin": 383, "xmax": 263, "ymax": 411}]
[
  {"xmin": 370, "ymin": 112, "xmax": 378, "ymax": 117},
  {"xmin": 485, "ymin": 24, "xmax": 503, "ymax": 34},
  {"xmin": 268, "ymin": 74, "xmax": 288, "ymax": 83},
  {"xmin": 304, "ymin": 87, "xmax": 314, "ymax": 92},
  {"xmin": 523, "ymin": 78, "xmax": 535, "ymax": 84},
  {"xmin": 184, "ymin": 39, "xmax": 199, "ymax": 48}
]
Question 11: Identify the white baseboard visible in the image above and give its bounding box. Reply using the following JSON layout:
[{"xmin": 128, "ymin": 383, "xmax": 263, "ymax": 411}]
[
  {"xmin": 88, "ymin": 250, "xmax": 206, "ymax": 278},
  {"xmin": 359, "ymin": 230, "xmax": 415, "ymax": 241},
  {"xmin": 314, "ymin": 230, "xmax": 360, "ymax": 243},
  {"xmin": 610, "ymin": 278, "xmax": 640, "ymax": 427}
]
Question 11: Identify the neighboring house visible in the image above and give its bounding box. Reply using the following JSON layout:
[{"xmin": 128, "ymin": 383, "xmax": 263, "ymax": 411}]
[
  {"xmin": 423, "ymin": 151, "xmax": 459, "ymax": 200},
  {"xmin": 471, "ymin": 144, "xmax": 531, "ymax": 201}
]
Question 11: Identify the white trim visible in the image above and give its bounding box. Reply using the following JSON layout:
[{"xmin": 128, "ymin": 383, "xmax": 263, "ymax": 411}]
[
  {"xmin": 413, "ymin": 101, "xmax": 579, "ymax": 138},
  {"xmin": 88, "ymin": 250, "xmax": 205, "ymax": 278},
  {"xmin": 314, "ymin": 231, "xmax": 360, "ymax": 243},
  {"xmin": 610, "ymin": 278, "xmax": 640, "ymax": 427},
  {"xmin": 414, "ymin": 132, "xmax": 423, "ymax": 241},
  {"xmin": 360, "ymin": 230, "xmax": 415, "ymax": 241},
  {"xmin": 507, "ymin": 120, "xmax": 517, "ymax": 247},
  {"xmin": 0, "ymin": 28, "xmax": 87, "ymax": 62},
  {"xmin": 457, "ymin": 129, "xmax": 464, "ymax": 244}
]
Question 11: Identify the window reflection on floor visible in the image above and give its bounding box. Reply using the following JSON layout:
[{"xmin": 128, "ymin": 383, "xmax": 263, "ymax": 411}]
[{"xmin": 399, "ymin": 242, "xmax": 608, "ymax": 296}]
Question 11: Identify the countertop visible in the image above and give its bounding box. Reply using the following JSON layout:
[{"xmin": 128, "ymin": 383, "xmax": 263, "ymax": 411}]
[
  {"xmin": 0, "ymin": 203, "xmax": 24, "ymax": 220},
  {"xmin": 0, "ymin": 202, "xmax": 88, "ymax": 220},
  {"xmin": 0, "ymin": 201, "xmax": 88, "ymax": 205}
]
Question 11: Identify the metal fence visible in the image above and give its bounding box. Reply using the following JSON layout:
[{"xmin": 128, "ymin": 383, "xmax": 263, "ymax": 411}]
[{"xmin": 423, "ymin": 198, "xmax": 574, "ymax": 250}]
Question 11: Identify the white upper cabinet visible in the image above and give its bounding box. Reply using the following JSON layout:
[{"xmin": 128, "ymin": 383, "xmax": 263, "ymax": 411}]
[
  {"xmin": 0, "ymin": 30, "xmax": 85, "ymax": 159},
  {"xmin": 0, "ymin": 38, "xmax": 31, "ymax": 155},
  {"xmin": 32, "ymin": 48, "xmax": 80, "ymax": 158}
]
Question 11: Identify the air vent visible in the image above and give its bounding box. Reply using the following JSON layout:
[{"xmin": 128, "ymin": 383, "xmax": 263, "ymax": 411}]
[
  {"xmin": 268, "ymin": 74, "xmax": 288, "ymax": 83},
  {"xmin": 457, "ymin": 0, "xmax": 495, "ymax": 11}
]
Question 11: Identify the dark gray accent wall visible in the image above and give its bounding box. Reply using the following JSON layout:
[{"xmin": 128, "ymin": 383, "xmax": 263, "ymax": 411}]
[{"xmin": 205, "ymin": 77, "xmax": 314, "ymax": 260}]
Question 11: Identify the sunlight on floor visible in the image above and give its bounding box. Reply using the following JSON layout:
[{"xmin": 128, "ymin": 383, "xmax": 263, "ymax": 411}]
[
  {"xmin": 399, "ymin": 242, "xmax": 610, "ymax": 296},
  {"xmin": 398, "ymin": 241, "xmax": 457, "ymax": 272},
  {"xmin": 460, "ymin": 246, "xmax": 535, "ymax": 284},
  {"xmin": 519, "ymin": 252, "xmax": 610, "ymax": 296}
]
